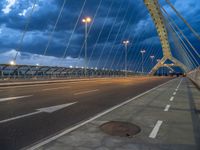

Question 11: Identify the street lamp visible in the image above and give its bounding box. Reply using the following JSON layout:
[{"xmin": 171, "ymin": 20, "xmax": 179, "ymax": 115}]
[
  {"xmin": 123, "ymin": 40, "xmax": 129, "ymax": 77},
  {"xmin": 150, "ymin": 55, "xmax": 155, "ymax": 68},
  {"xmin": 82, "ymin": 17, "xmax": 92, "ymax": 77},
  {"xmin": 10, "ymin": 60, "xmax": 16, "ymax": 66},
  {"xmin": 156, "ymin": 59, "xmax": 161, "ymax": 62},
  {"xmin": 140, "ymin": 50, "xmax": 146, "ymax": 74}
]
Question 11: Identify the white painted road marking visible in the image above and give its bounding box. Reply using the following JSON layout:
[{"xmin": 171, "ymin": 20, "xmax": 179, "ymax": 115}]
[
  {"xmin": 170, "ymin": 96, "xmax": 174, "ymax": 101},
  {"xmin": 149, "ymin": 120, "xmax": 163, "ymax": 138},
  {"xmin": 42, "ymin": 86, "xmax": 70, "ymax": 91},
  {"xmin": 175, "ymin": 88, "xmax": 178, "ymax": 91},
  {"xmin": 176, "ymin": 78, "xmax": 183, "ymax": 89},
  {"xmin": 173, "ymin": 92, "xmax": 176, "ymax": 95},
  {"xmin": 0, "ymin": 102, "xmax": 76, "ymax": 124},
  {"xmin": 74, "ymin": 89, "xmax": 99, "ymax": 95},
  {"xmin": 0, "ymin": 95, "xmax": 32, "ymax": 102},
  {"xmin": 0, "ymin": 84, "xmax": 54, "ymax": 89},
  {"xmin": 164, "ymin": 104, "xmax": 171, "ymax": 112},
  {"xmin": 26, "ymin": 79, "xmax": 176, "ymax": 150}
]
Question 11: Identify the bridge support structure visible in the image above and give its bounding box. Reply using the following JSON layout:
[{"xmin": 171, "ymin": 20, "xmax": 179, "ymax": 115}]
[{"xmin": 143, "ymin": 0, "xmax": 188, "ymax": 75}]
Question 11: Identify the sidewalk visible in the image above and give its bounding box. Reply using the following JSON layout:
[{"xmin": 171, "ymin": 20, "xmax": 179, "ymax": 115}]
[{"xmin": 28, "ymin": 78, "xmax": 200, "ymax": 150}]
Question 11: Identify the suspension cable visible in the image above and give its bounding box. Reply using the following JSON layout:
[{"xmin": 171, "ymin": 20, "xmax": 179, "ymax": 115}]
[
  {"xmin": 166, "ymin": 20, "xmax": 194, "ymax": 70},
  {"xmin": 14, "ymin": 0, "xmax": 37, "ymax": 62},
  {"xmin": 95, "ymin": 1, "xmax": 128, "ymax": 68},
  {"xmin": 93, "ymin": 0, "xmax": 125, "ymax": 68},
  {"xmin": 59, "ymin": 0, "xmax": 87, "ymax": 66},
  {"xmin": 42, "ymin": 0, "xmax": 67, "ymax": 60},
  {"xmin": 161, "ymin": 7, "xmax": 200, "ymax": 58},
  {"xmin": 165, "ymin": 0, "xmax": 200, "ymax": 41},
  {"xmin": 74, "ymin": 0, "xmax": 104, "ymax": 68}
]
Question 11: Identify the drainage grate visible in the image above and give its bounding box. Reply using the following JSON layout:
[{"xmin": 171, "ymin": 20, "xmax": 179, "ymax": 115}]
[{"xmin": 100, "ymin": 121, "xmax": 141, "ymax": 137}]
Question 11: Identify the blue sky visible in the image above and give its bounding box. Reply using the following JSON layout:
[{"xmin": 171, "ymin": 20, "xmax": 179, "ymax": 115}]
[{"xmin": 0, "ymin": 0, "xmax": 199, "ymax": 72}]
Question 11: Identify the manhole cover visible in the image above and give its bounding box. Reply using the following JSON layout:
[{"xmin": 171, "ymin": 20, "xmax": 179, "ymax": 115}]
[{"xmin": 100, "ymin": 121, "xmax": 141, "ymax": 137}]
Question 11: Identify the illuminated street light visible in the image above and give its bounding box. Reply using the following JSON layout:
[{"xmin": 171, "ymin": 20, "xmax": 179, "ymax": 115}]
[
  {"xmin": 123, "ymin": 40, "xmax": 129, "ymax": 77},
  {"xmin": 150, "ymin": 55, "xmax": 155, "ymax": 59},
  {"xmin": 82, "ymin": 17, "xmax": 92, "ymax": 77},
  {"xmin": 150, "ymin": 55, "xmax": 155, "ymax": 67},
  {"xmin": 157, "ymin": 59, "xmax": 161, "ymax": 62},
  {"xmin": 140, "ymin": 50, "xmax": 146, "ymax": 74},
  {"xmin": 82, "ymin": 17, "xmax": 91, "ymax": 23},
  {"xmin": 10, "ymin": 60, "xmax": 16, "ymax": 66}
]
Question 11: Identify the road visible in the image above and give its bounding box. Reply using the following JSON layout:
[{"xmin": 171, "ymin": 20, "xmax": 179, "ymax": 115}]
[
  {"xmin": 0, "ymin": 77, "xmax": 172, "ymax": 150},
  {"xmin": 36, "ymin": 77, "xmax": 200, "ymax": 150}
]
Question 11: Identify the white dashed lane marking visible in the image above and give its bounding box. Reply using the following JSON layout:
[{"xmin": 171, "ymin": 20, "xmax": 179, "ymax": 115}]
[
  {"xmin": 149, "ymin": 120, "xmax": 163, "ymax": 139},
  {"xmin": 164, "ymin": 104, "xmax": 171, "ymax": 112}
]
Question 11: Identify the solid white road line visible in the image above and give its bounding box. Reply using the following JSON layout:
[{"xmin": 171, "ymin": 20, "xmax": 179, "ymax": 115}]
[
  {"xmin": 74, "ymin": 89, "xmax": 99, "ymax": 95},
  {"xmin": 25, "ymin": 78, "xmax": 176, "ymax": 150},
  {"xmin": 164, "ymin": 104, "xmax": 171, "ymax": 112},
  {"xmin": 149, "ymin": 120, "xmax": 163, "ymax": 138},
  {"xmin": 42, "ymin": 86, "xmax": 70, "ymax": 91},
  {"xmin": 0, "ymin": 79, "xmax": 98, "ymax": 90},
  {"xmin": 0, "ymin": 79, "xmax": 95, "ymax": 87},
  {"xmin": 170, "ymin": 96, "xmax": 174, "ymax": 101},
  {"xmin": 0, "ymin": 84, "xmax": 53, "ymax": 89},
  {"xmin": 173, "ymin": 92, "xmax": 176, "ymax": 95},
  {"xmin": 0, "ymin": 95, "xmax": 32, "ymax": 102}
]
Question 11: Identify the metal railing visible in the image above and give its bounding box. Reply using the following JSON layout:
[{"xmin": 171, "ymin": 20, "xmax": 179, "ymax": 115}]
[
  {"xmin": 0, "ymin": 64, "xmax": 141, "ymax": 81},
  {"xmin": 187, "ymin": 67, "xmax": 200, "ymax": 88}
]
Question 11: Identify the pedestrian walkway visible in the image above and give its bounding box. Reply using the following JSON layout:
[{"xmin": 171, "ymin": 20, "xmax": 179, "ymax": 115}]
[{"xmin": 29, "ymin": 78, "xmax": 200, "ymax": 150}]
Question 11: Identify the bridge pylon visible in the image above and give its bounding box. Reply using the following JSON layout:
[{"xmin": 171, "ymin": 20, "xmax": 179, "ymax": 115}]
[
  {"xmin": 143, "ymin": 0, "xmax": 188, "ymax": 75},
  {"xmin": 149, "ymin": 57, "xmax": 188, "ymax": 75}
]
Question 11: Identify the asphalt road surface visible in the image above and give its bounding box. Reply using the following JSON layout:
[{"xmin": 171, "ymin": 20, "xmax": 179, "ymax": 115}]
[{"xmin": 0, "ymin": 77, "xmax": 172, "ymax": 150}]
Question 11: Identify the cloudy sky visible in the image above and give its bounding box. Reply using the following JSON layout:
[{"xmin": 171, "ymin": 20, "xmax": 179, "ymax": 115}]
[{"xmin": 0, "ymin": 0, "xmax": 199, "ymax": 72}]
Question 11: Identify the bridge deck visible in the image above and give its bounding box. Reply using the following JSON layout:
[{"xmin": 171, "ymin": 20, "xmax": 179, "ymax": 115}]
[{"xmin": 33, "ymin": 78, "xmax": 200, "ymax": 150}]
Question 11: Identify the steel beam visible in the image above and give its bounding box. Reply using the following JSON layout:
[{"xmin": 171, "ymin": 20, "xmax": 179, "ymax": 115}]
[{"xmin": 144, "ymin": 0, "xmax": 188, "ymax": 75}]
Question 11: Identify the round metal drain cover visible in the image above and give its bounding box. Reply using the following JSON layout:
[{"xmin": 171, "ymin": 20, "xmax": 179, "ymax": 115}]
[{"xmin": 100, "ymin": 121, "xmax": 141, "ymax": 137}]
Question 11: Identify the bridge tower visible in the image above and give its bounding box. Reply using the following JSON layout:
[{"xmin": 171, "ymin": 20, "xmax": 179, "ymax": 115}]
[{"xmin": 143, "ymin": 0, "xmax": 188, "ymax": 75}]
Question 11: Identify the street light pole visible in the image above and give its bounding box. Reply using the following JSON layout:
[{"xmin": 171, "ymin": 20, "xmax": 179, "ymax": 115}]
[
  {"xmin": 123, "ymin": 40, "xmax": 129, "ymax": 77},
  {"xmin": 82, "ymin": 17, "xmax": 91, "ymax": 77},
  {"xmin": 150, "ymin": 55, "xmax": 155, "ymax": 69},
  {"xmin": 140, "ymin": 50, "xmax": 146, "ymax": 75},
  {"xmin": 157, "ymin": 59, "xmax": 161, "ymax": 75}
]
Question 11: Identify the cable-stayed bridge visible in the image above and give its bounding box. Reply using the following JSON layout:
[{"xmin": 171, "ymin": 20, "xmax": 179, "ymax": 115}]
[
  {"xmin": 0, "ymin": 0, "xmax": 199, "ymax": 79},
  {"xmin": 0, "ymin": 0, "xmax": 199, "ymax": 150}
]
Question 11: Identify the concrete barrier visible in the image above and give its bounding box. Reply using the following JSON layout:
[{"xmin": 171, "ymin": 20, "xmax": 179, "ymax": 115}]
[{"xmin": 187, "ymin": 67, "xmax": 200, "ymax": 88}]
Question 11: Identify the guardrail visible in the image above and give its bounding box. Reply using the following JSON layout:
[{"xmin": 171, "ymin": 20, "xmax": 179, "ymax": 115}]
[
  {"xmin": 187, "ymin": 67, "xmax": 200, "ymax": 88},
  {"xmin": 0, "ymin": 64, "xmax": 141, "ymax": 80}
]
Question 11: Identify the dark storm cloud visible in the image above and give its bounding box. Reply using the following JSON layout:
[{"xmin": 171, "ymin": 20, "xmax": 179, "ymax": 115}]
[{"xmin": 0, "ymin": 0, "xmax": 199, "ymax": 70}]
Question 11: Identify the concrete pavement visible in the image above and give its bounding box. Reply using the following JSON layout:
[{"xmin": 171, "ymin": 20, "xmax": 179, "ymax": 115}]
[
  {"xmin": 0, "ymin": 77, "xmax": 172, "ymax": 150},
  {"xmin": 32, "ymin": 78, "xmax": 200, "ymax": 150}
]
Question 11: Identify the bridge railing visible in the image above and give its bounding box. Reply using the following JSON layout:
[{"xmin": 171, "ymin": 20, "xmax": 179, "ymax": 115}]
[
  {"xmin": 0, "ymin": 64, "xmax": 141, "ymax": 80},
  {"xmin": 187, "ymin": 67, "xmax": 200, "ymax": 88}
]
